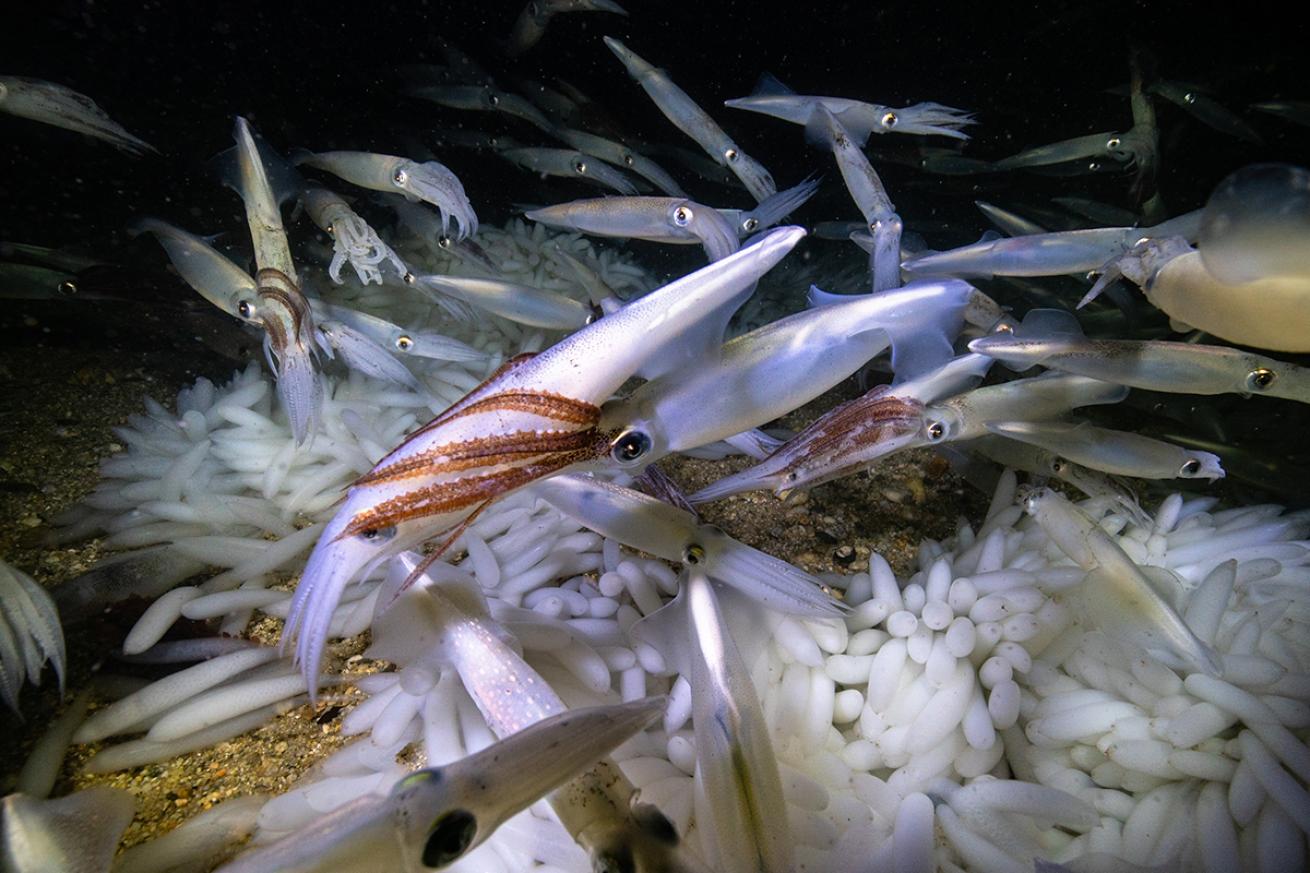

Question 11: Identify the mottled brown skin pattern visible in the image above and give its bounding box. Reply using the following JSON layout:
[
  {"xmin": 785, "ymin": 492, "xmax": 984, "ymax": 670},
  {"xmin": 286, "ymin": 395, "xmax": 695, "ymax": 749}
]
[
  {"xmin": 774, "ymin": 390, "xmax": 923, "ymax": 485},
  {"xmin": 337, "ymin": 389, "xmax": 616, "ymax": 541}
]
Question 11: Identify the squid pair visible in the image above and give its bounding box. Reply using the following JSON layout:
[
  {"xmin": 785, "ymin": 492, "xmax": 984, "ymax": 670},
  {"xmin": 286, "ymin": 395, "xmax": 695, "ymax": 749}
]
[{"xmin": 286, "ymin": 226, "xmax": 978, "ymax": 685}]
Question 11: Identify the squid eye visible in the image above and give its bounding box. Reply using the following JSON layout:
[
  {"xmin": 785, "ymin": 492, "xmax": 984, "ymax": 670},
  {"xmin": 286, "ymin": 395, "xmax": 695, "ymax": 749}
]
[
  {"xmin": 422, "ymin": 809, "xmax": 477, "ymax": 867},
  {"xmin": 925, "ymin": 420, "xmax": 946, "ymax": 442},
  {"xmin": 1245, "ymin": 368, "xmax": 1276, "ymax": 392},
  {"xmin": 623, "ymin": 154, "xmax": 635, "ymax": 166},
  {"xmin": 1051, "ymin": 458, "xmax": 1068, "ymax": 474},
  {"xmin": 1180, "ymin": 459, "xmax": 1203, "ymax": 477},
  {"xmin": 683, "ymin": 543, "xmax": 706, "ymax": 565},
  {"xmin": 723, "ymin": 147, "xmax": 738, "ymax": 162},
  {"xmin": 237, "ymin": 299, "xmax": 255, "ymax": 319},
  {"xmin": 610, "ymin": 429, "xmax": 652, "ymax": 465},
  {"xmin": 325, "ymin": 222, "xmax": 335, "ymax": 235},
  {"xmin": 359, "ymin": 526, "xmax": 397, "ymax": 542},
  {"xmin": 437, "ymin": 235, "xmax": 453, "ymax": 249},
  {"xmin": 672, "ymin": 205, "xmax": 693, "ymax": 227},
  {"xmin": 395, "ymin": 334, "xmax": 414, "ymax": 351},
  {"xmin": 881, "ymin": 111, "xmax": 898, "ymax": 128},
  {"xmin": 393, "ymin": 168, "xmax": 408, "ymax": 186},
  {"xmin": 1087, "ymin": 161, "xmax": 1101, "ymax": 171},
  {"xmin": 742, "ymin": 217, "xmax": 759, "ymax": 233},
  {"xmin": 1106, "ymin": 137, "xmax": 1121, "ymax": 149},
  {"xmin": 572, "ymin": 158, "xmax": 587, "ymax": 174},
  {"xmin": 487, "ymin": 93, "xmax": 500, "ymax": 107},
  {"xmin": 1183, "ymin": 92, "xmax": 1197, "ymax": 104},
  {"xmin": 57, "ymin": 280, "xmax": 78, "ymax": 297},
  {"xmin": 403, "ymin": 272, "xmax": 417, "ymax": 285}
]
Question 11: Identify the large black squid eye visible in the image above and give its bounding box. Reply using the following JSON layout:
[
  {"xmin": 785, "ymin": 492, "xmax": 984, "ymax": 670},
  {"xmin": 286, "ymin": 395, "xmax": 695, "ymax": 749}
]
[
  {"xmin": 682, "ymin": 543, "xmax": 706, "ymax": 565},
  {"xmin": 611, "ymin": 430, "xmax": 652, "ymax": 465},
  {"xmin": 359, "ymin": 525, "xmax": 397, "ymax": 543},
  {"xmin": 572, "ymin": 158, "xmax": 588, "ymax": 174},
  {"xmin": 925, "ymin": 420, "xmax": 946, "ymax": 442},
  {"xmin": 1245, "ymin": 368, "xmax": 1276, "ymax": 392},
  {"xmin": 237, "ymin": 299, "xmax": 255, "ymax": 319},
  {"xmin": 422, "ymin": 809, "xmax": 477, "ymax": 867},
  {"xmin": 672, "ymin": 205, "xmax": 693, "ymax": 227},
  {"xmin": 1180, "ymin": 459, "xmax": 1203, "ymax": 477}
]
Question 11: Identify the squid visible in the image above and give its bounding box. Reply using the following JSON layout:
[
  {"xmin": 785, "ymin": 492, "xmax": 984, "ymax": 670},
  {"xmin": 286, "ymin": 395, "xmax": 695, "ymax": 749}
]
[
  {"xmin": 215, "ymin": 697, "xmax": 663, "ymax": 871},
  {"xmin": 312, "ymin": 302, "xmax": 485, "ymax": 364},
  {"xmin": 499, "ymin": 146, "xmax": 641, "ymax": 194},
  {"xmin": 724, "ymin": 76, "xmax": 975, "ymax": 141},
  {"xmin": 692, "ymin": 364, "xmax": 1125, "ymax": 503},
  {"xmin": 407, "ymin": 83, "xmax": 557, "ymax": 134},
  {"xmin": 370, "ymin": 556, "xmax": 711, "ymax": 873},
  {"xmin": 130, "ymin": 218, "xmax": 261, "ymax": 325},
  {"xmin": 557, "ymin": 127, "xmax": 688, "ymax": 196},
  {"xmin": 300, "ymin": 187, "xmax": 407, "ymax": 285},
  {"xmin": 295, "ymin": 150, "xmax": 477, "ymax": 241},
  {"xmin": 233, "ymin": 118, "xmax": 326, "ymax": 445},
  {"xmin": 969, "ymin": 323, "xmax": 1310, "ymax": 405},
  {"xmin": 0, "ymin": 560, "xmax": 65, "ymax": 712},
  {"xmin": 534, "ymin": 475, "xmax": 843, "ymax": 617},
  {"xmin": 716, "ymin": 175, "xmax": 821, "ymax": 238},
  {"xmin": 283, "ymin": 227, "xmax": 805, "ymax": 686},
  {"xmin": 412, "ymin": 274, "xmax": 593, "ymax": 330},
  {"xmin": 0, "ymin": 76, "xmax": 157, "ymax": 155},
  {"xmin": 808, "ymin": 103, "xmax": 902, "ymax": 291},
  {"xmin": 506, "ymin": 0, "xmax": 628, "ymax": 56},
  {"xmin": 604, "ymin": 37, "xmax": 777, "ymax": 202},
  {"xmin": 901, "ymin": 209, "xmax": 1200, "ymax": 282},
  {"xmin": 1023, "ymin": 488, "xmax": 1221, "ymax": 675},
  {"xmin": 987, "ymin": 420, "xmax": 1225, "ymax": 481},
  {"xmin": 527, "ymin": 195, "xmax": 741, "ymax": 262},
  {"xmin": 1097, "ymin": 164, "xmax": 1310, "ymax": 351}
]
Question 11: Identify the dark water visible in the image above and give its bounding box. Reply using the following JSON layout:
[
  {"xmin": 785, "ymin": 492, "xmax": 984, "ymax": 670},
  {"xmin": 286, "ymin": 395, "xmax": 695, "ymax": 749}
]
[{"xmin": 1, "ymin": 0, "xmax": 1309, "ymax": 501}]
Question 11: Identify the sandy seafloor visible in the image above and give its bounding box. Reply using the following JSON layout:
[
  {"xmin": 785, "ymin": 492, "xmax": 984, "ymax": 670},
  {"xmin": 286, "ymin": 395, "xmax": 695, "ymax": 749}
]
[{"xmin": 0, "ymin": 289, "xmax": 995, "ymax": 859}]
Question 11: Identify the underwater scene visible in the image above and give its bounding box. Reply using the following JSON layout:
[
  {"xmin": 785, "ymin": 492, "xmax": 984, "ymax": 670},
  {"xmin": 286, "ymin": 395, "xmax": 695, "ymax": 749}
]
[{"xmin": 2, "ymin": 1, "xmax": 1310, "ymax": 871}]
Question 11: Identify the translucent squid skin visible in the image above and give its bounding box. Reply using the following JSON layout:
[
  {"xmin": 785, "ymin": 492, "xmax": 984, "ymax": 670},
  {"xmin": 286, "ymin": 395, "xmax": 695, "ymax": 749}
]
[
  {"xmin": 130, "ymin": 218, "xmax": 258, "ymax": 322},
  {"xmin": 717, "ymin": 175, "xmax": 821, "ymax": 238},
  {"xmin": 686, "ymin": 570, "xmax": 794, "ymax": 873},
  {"xmin": 987, "ymin": 420, "xmax": 1225, "ymax": 481},
  {"xmin": 921, "ymin": 373, "xmax": 1130, "ymax": 445},
  {"xmin": 407, "ymin": 84, "xmax": 556, "ymax": 133},
  {"xmin": 993, "ymin": 129, "xmax": 1153, "ymax": 173},
  {"xmin": 557, "ymin": 127, "xmax": 689, "ymax": 197},
  {"xmin": 232, "ymin": 118, "xmax": 325, "ymax": 445},
  {"xmin": 413, "ymin": 274, "xmax": 592, "ymax": 330},
  {"xmin": 527, "ymin": 196, "xmax": 740, "ymax": 262},
  {"xmin": 507, "ymin": 0, "xmax": 628, "ymax": 57},
  {"xmin": 968, "ymin": 333, "xmax": 1310, "ymax": 404},
  {"xmin": 1023, "ymin": 488, "xmax": 1221, "ymax": 675},
  {"xmin": 300, "ymin": 187, "xmax": 407, "ymax": 285},
  {"xmin": 370, "ymin": 560, "xmax": 708, "ymax": 873},
  {"xmin": 499, "ymin": 146, "xmax": 641, "ymax": 195},
  {"xmin": 810, "ymin": 104, "xmax": 902, "ymax": 291},
  {"xmin": 295, "ymin": 150, "xmax": 478, "ymax": 241},
  {"xmin": 597, "ymin": 281, "xmax": 977, "ymax": 470},
  {"xmin": 723, "ymin": 93, "xmax": 975, "ymax": 141},
  {"xmin": 604, "ymin": 37, "xmax": 777, "ymax": 202},
  {"xmin": 283, "ymin": 229, "xmax": 805, "ymax": 687},
  {"xmin": 533, "ymin": 475, "xmax": 844, "ymax": 616},
  {"xmin": 0, "ymin": 75, "xmax": 158, "ymax": 155},
  {"xmin": 312, "ymin": 302, "xmax": 485, "ymax": 364},
  {"xmin": 902, "ymin": 207, "xmax": 1201, "ymax": 280},
  {"xmin": 217, "ymin": 694, "xmax": 665, "ymax": 872}
]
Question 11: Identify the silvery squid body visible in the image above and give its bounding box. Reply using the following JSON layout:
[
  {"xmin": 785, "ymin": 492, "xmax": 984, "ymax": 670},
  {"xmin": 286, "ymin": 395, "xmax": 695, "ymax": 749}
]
[
  {"xmin": 1023, "ymin": 488, "xmax": 1222, "ymax": 675},
  {"xmin": 232, "ymin": 117, "xmax": 326, "ymax": 445},
  {"xmin": 604, "ymin": 37, "xmax": 777, "ymax": 202},
  {"xmin": 283, "ymin": 228, "xmax": 806, "ymax": 686},
  {"xmin": 0, "ymin": 76, "xmax": 157, "ymax": 155},
  {"xmin": 295, "ymin": 150, "xmax": 478, "ymax": 241},
  {"xmin": 215, "ymin": 695, "xmax": 664, "ymax": 872}
]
